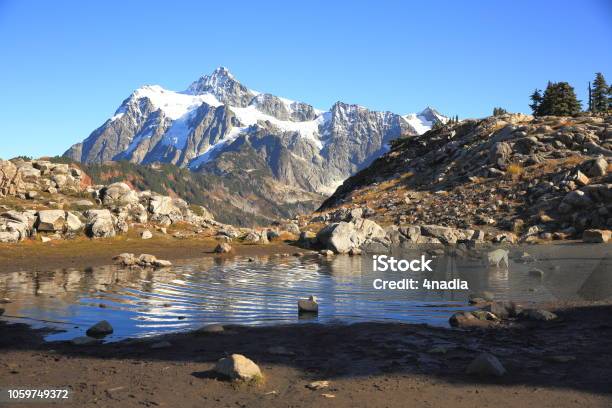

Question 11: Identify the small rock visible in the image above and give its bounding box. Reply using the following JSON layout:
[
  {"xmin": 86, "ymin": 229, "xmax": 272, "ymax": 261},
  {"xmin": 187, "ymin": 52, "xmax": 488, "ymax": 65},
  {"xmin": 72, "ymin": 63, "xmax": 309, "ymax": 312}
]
[
  {"xmin": 215, "ymin": 243, "xmax": 232, "ymax": 253},
  {"xmin": 114, "ymin": 253, "xmax": 137, "ymax": 266},
  {"xmin": 298, "ymin": 295, "xmax": 319, "ymax": 313},
  {"xmin": 152, "ymin": 259, "xmax": 172, "ymax": 268},
  {"xmin": 41, "ymin": 236, "xmax": 51, "ymax": 243},
  {"xmin": 214, "ymin": 354, "xmax": 262, "ymax": 381},
  {"xmin": 348, "ymin": 248, "xmax": 362, "ymax": 256},
  {"xmin": 306, "ymin": 381, "xmax": 329, "ymax": 390},
  {"xmin": 582, "ymin": 229, "xmax": 611, "ymax": 243},
  {"xmin": 466, "ymin": 353, "xmax": 506, "ymax": 377},
  {"xmin": 141, "ymin": 230, "xmax": 153, "ymax": 240},
  {"xmin": 319, "ymin": 249, "xmax": 334, "ymax": 257},
  {"xmin": 86, "ymin": 320, "xmax": 114, "ymax": 337},
  {"xmin": 138, "ymin": 254, "xmax": 157, "ymax": 265},
  {"xmin": 321, "ymin": 393, "xmax": 336, "ymax": 399}
]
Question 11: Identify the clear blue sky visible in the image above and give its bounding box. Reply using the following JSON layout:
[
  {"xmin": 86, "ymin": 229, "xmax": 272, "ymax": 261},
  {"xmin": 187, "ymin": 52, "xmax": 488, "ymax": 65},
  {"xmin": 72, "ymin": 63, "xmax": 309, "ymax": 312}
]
[{"xmin": 0, "ymin": 0, "xmax": 610, "ymax": 158}]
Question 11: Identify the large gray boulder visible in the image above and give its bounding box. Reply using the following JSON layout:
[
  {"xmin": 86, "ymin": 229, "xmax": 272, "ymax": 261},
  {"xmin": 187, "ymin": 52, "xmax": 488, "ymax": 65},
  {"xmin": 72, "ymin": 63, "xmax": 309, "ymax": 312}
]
[
  {"xmin": 36, "ymin": 210, "xmax": 66, "ymax": 232},
  {"xmin": 100, "ymin": 182, "xmax": 139, "ymax": 207},
  {"xmin": 317, "ymin": 218, "xmax": 385, "ymax": 253},
  {"xmin": 85, "ymin": 209, "xmax": 116, "ymax": 238}
]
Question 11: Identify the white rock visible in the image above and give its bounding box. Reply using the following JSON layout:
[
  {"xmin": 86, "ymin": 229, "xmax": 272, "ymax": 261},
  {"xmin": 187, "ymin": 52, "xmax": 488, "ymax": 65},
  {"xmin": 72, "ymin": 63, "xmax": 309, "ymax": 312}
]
[
  {"xmin": 141, "ymin": 230, "xmax": 153, "ymax": 240},
  {"xmin": 214, "ymin": 354, "xmax": 262, "ymax": 381}
]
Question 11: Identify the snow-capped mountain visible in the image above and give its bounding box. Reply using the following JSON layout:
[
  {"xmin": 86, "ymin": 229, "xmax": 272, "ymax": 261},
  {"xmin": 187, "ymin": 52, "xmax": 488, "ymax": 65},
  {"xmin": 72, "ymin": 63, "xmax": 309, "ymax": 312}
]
[{"xmin": 64, "ymin": 67, "xmax": 446, "ymax": 195}]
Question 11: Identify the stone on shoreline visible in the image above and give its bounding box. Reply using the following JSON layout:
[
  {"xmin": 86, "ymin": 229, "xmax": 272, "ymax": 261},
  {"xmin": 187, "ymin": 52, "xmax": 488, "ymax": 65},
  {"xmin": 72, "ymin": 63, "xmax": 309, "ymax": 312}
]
[
  {"xmin": 215, "ymin": 243, "xmax": 232, "ymax": 253},
  {"xmin": 298, "ymin": 295, "xmax": 318, "ymax": 313},
  {"xmin": 86, "ymin": 320, "xmax": 114, "ymax": 337},
  {"xmin": 141, "ymin": 230, "xmax": 153, "ymax": 240},
  {"xmin": 582, "ymin": 229, "xmax": 611, "ymax": 243},
  {"xmin": 214, "ymin": 354, "xmax": 262, "ymax": 381},
  {"xmin": 466, "ymin": 353, "xmax": 506, "ymax": 377},
  {"xmin": 306, "ymin": 380, "xmax": 329, "ymax": 390}
]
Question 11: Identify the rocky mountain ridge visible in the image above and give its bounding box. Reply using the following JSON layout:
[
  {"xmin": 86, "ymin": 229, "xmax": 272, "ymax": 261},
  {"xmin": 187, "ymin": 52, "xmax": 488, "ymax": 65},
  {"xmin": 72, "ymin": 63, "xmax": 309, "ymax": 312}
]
[{"xmin": 64, "ymin": 67, "xmax": 446, "ymax": 196}]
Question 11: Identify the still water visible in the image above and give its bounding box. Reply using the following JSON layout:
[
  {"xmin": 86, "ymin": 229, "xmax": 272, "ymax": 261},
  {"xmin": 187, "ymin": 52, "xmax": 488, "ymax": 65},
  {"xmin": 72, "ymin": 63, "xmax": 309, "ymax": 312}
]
[{"xmin": 0, "ymin": 244, "xmax": 609, "ymax": 341}]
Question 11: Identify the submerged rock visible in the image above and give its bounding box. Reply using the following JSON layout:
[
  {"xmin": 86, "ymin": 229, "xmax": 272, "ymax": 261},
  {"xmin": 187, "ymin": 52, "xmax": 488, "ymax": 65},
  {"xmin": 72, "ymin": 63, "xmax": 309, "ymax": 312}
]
[
  {"xmin": 214, "ymin": 354, "xmax": 262, "ymax": 381},
  {"xmin": 72, "ymin": 336, "xmax": 102, "ymax": 346},
  {"xmin": 519, "ymin": 309, "xmax": 558, "ymax": 321},
  {"xmin": 86, "ymin": 320, "xmax": 114, "ymax": 337}
]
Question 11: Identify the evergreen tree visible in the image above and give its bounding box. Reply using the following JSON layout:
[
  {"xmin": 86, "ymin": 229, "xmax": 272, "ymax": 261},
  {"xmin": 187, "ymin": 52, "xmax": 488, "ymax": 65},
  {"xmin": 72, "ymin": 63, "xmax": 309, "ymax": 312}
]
[
  {"xmin": 529, "ymin": 89, "xmax": 543, "ymax": 115},
  {"xmin": 588, "ymin": 81, "xmax": 592, "ymax": 112},
  {"xmin": 537, "ymin": 82, "xmax": 582, "ymax": 116},
  {"xmin": 592, "ymin": 72, "xmax": 609, "ymax": 112},
  {"xmin": 493, "ymin": 107, "xmax": 507, "ymax": 116}
]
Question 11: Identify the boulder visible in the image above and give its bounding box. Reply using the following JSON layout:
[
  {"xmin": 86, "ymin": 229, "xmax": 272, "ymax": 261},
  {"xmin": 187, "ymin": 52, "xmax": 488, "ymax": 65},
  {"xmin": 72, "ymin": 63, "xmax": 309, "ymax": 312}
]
[
  {"xmin": 466, "ymin": 353, "xmax": 506, "ymax": 377},
  {"xmin": 214, "ymin": 354, "xmax": 262, "ymax": 381},
  {"xmin": 100, "ymin": 182, "xmax": 139, "ymax": 207},
  {"xmin": 65, "ymin": 211, "xmax": 83, "ymax": 232},
  {"xmin": 580, "ymin": 157, "xmax": 608, "ymax": 177},
  {"xmin": 141, "ymin": 230, "xmax": 153, "ymax": 240},
  {"xmin": 152, "ymin": 259, "xmax": 172, "ymax": 268},
  {"xmin": 298, "ymin": 295, "xmax": 319, "ymax": 313},
  {"xmin": 316, "ymin": 218, "xmax": 385, "ymax": 253},
  {"xmin": 36, "ymin": 210, "xmax": 66, "ymax": 232},
  {"xmin": 582, "ymin": 229, "xmax": 611, "ymax": 243},
  {"xmin": 85, "ymin": 209, "xmax": 115, "ymax": 238},
  {"xmin": 114, "ymin": 253, "xmax": 137, "ymax": 266},
  {"xmin": 138, "ymin": 254, "xmax": 157, "ymax": 265},
  {"xmin": 214, "ymin": 243, "xmax": 232, "ymax": 253},
  {"xmin": 484, "ymin": 301, "xmax": 520, "ymax": 319},
  {"xmin": 449, "ymin": 311, "xmax": 493, "ymax": 328},
  {"xmin": 86, "ymin": 320, "xmax": 114, "ymax": 337}
]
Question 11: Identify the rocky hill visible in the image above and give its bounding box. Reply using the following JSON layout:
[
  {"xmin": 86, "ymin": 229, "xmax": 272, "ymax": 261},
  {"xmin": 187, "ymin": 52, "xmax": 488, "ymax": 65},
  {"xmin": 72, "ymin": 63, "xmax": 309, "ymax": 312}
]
[
  {"xmin": 302, "ymin": 113, "xmax": 611, "ymax": 251},
  {"xmin": 0, "ymin": 158, "xmax": 298, "ymax": 245},
  {"xmin": 63, "ymin": 67, "xmax": 446, "ymax": 220}
]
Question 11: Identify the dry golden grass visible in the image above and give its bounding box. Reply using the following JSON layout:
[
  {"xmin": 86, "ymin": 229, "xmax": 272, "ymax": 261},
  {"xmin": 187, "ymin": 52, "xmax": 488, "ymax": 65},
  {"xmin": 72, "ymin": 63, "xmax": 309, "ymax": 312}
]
[{"xmin": 506, "ymin": 163, "xmax": 524, "ymax": 178}]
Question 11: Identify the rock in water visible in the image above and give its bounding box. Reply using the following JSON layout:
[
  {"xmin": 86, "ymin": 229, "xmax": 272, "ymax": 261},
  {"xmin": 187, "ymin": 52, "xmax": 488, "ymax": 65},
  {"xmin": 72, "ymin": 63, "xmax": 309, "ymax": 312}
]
[
  {"xmin": 141, "ymin": 230, "xmax": 153, "ymax": 240},
  {"xmin": 86, "ymin": 320, "xmax": 114, "ymax": 337},
  {"xmin": 214, "ymin": 243, "xmax": 232, "ymax": 253},
  {"xmin": 214, "ymin": 354, "xmax": 262, "ymax": 381},
  {"xmin": 298, "ymin": 295, "xmax": 319, "ymax": 313},
  {"xmin": 466, "ymin": 353, "xmax": 506, "ymax": 377}
]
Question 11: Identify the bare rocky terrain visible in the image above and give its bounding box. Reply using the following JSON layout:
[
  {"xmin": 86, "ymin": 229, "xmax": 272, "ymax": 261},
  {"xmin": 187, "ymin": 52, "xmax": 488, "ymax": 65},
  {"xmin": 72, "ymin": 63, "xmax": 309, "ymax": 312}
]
[{"xmin": 301, "ymin": 114, "xmax": 612, "ymax": 253}]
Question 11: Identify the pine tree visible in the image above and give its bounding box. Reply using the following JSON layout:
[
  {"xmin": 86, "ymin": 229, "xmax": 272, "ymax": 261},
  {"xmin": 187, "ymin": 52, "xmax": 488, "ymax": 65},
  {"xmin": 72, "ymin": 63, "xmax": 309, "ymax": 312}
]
[
  {"xmin": 537, "ymin": 82, "xmax": 582, "ymax": 116},
  {"xmin": 529, "ymin": 89, "xmax": 543, "ymax": 115},
  {"xmin": 588, "ymin": 81, "xmax": 593, "ymax": 112},
  {"xmin": 493, "ymin": 107, "xmax": 507, "ymax": 116},
  {"xmin": 592, "ymin": 72, "xmax": 609, "ymax": 112}
]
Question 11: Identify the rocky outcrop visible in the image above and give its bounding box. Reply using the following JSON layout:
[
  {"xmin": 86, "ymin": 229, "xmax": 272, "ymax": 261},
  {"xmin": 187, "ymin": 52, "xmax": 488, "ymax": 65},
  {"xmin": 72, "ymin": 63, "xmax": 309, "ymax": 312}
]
[
  {"xmin": 316, "ymin": 218, "xmax": 386, "ymax": 253},
  {"xmin": 312, "ymin": 114, "xmax": 612, "ymax": 244}
]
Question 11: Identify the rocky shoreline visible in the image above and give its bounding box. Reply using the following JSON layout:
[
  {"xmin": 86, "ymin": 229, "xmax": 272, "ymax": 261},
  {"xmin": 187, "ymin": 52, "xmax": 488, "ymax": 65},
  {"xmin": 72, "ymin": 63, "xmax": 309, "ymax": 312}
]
[{"xmin": 1, "ymin": 299, "xmax": 611, "ymax": 407}]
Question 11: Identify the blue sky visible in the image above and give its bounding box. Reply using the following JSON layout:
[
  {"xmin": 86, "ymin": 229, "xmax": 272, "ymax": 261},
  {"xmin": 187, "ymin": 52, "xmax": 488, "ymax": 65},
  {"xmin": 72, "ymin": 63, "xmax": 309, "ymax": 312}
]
[{"xmin": 0, "ymin": 0, "xmax": 610, "ymax": 158}]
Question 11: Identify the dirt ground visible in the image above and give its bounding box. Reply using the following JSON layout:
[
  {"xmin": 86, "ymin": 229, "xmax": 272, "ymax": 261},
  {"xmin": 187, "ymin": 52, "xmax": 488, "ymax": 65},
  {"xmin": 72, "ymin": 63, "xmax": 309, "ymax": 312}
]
[
  {"xmin": 0, "ymin": 235, "xmax": 306, "ymax": 274},
  {"xmin": 1, "ymin": 300, "xmax": 611, "ymax": 408}
]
